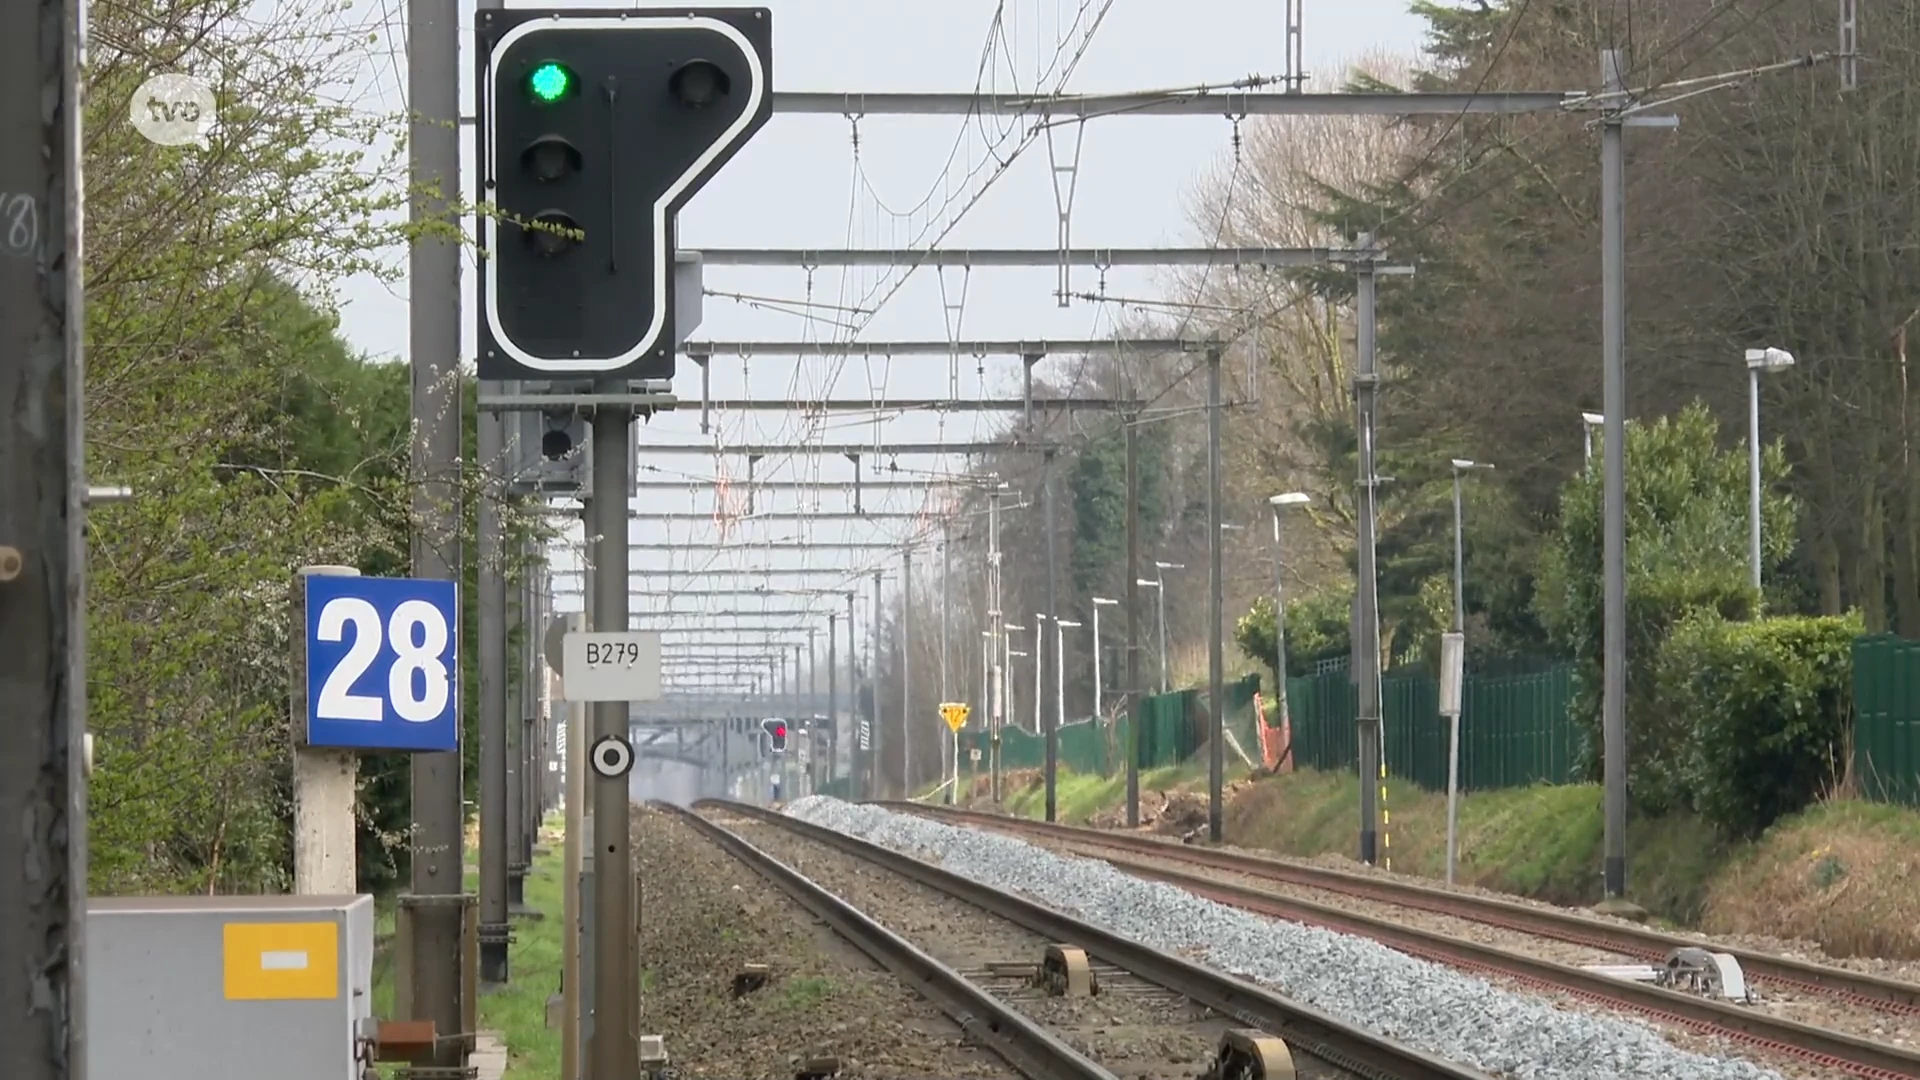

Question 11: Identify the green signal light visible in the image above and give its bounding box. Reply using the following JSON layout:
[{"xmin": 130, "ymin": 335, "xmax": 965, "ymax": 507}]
[{"xmin": 527, "ymin": 62, "xmax": 574, "ymax": 103}]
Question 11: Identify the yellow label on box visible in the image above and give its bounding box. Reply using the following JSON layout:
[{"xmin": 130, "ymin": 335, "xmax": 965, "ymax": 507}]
[{"xmin": 223, "ymin": 921, "xmax": 338, "ymax": 1000}]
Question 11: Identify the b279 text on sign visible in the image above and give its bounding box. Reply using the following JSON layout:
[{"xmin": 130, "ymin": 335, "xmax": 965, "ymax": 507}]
[{"xmin": 585, "ymin": 638, "xmax": 648, "ymax": 666}]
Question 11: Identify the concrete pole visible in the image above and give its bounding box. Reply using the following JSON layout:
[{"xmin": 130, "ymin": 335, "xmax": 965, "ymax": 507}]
[
  {"xmin": 587, "ymin": 394, "xmax": 637, "ymax": 1078},
  {"xmin": 293, "ymin": 566, "xmax": 362, "ymax": 896},
  {"xmin": 1600, "ymin": 49, "xmax": 1630, "ymax": 901},
  {"xmin": 848, "ymin": 590, "xmax": 858, "ymax": 788},
  {"xmin": 478, "ymin": 408, "xmax": 509, "ymax": 986},
  {"xmin": 903, "ymin": 548, "xmax": 913, "ymax": 795},
  {"xmin": 0, "ymin": 10, "xmax": 84, "ymax": 1077},
  {"xmin": 1125, "ymin": 419, "xmax": 1142, "ymax": 826},
  {"xmin": 560, "ymin": 612, "xmax": 586, "ymax": 1080},
  {"xmin": 1748, "ymin": 366, "xmax": 1763, "ymax": 591},
  {"xmin": 1043, "ymin": 449, "xmax": 1060, "ymax": 823},
  {"xmin": 505, "ymin": 550, "xmax": 526, "ymax": 913},
  {"xmin": 1206, "ymin": 346, "xmax": 1226, "ymax": 844},
  {"xmin": 987, "ymin": 489, "xmax": 1004, "ymax": 801},
  {"xmin": 827, "ymin": 612, "xmax": 838, "ymax": 784},
  {"xmin": 871, "ymin": 569, "xmax": 884, "ymax": 798},
  {"xmin": 405, "ymin": 0, "xmax": 466, "ymax": 1055},
  {"xmin": 941, "ymin": 522, "xmax": 952, "ymax": 803},
  {"xmin": 1353, "ymin": 234, "xmax": 1384, "ymax": 866}
]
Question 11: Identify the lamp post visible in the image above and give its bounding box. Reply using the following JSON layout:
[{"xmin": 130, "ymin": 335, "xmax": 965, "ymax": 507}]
[
  {"xmin": 1004, "ymin": 624, "xmax": 1026, "ymax": 733},
  {"xmin": 1149, "ymin": 561, "xmax": 1184, "ymax": 692},
  {"xmin": 1449, "ymin": 461, "xmax": 1496, "ymax": 633},
  {"xmin": 1090, "ymin": 597, "xmax": 1118, "ymax": 721},
  {"xmin": 1055, "ymin": 619, "xmax": 1082, "ymax": 732},
  {"xmin": 1032, "ymin": 613, "xmax": 1048, "ymax": 736},
  {"xmin": 1266, "ymin": 494, "xmax": 1310, "ymax": 751},
  {"xmin": 1581, "ymin": 412, "xmax": 1604, "ymax": 473},
  {"xmin": 1135, "ymin": 577, "xmax": 1162, "ymax": 690},
  {"xmin": 1744, "ymin": 347, "xmax": 1795, "ymax": 593},
  {"xmin": 1446, "ymin": 459, "xmax": 1495, "ymax": 885}
]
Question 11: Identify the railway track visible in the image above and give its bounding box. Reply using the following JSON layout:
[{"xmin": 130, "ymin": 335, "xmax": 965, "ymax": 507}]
[
  {"xmin": 691, "ymin": 798, "xmax": 1496, "ymax": 1080},
  {"xmin": 892, "ymin": 802, "xmax": 1920, "ymax": 1080},
  {"xmin": 658, "ymin": 802, "xmax": 1116, "ymax": 1080}
]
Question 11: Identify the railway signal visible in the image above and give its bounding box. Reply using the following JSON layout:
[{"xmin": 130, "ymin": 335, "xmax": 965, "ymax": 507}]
[
  {"xmin": 474, "ymin": 7, "xmax": 773, "ymax": 380},
  {"xmin": 760, "ymin": 718, "xmax": 788, "ymax": 754}
]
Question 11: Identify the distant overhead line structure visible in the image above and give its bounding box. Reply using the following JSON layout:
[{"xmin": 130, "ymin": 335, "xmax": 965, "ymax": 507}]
[
  {"xmin": 625, "ymin": 511, "xmax": 933, "ymax": 521},
  {"xmin": 694, "ymin": 248, "xmax": 1353, "ymax": 268},
  {"xmin": 683, "ymin": 336, "xmax": 1192, "ymax": 352},
  {"xmin": 634, "ymin": 478, "xmax": 960, "ymax": 490},
  {"xmin": 639, "ymin": 441, "xmax": 1057, "ymax": 455},
  {"xmin": 626, "ymin": 541, "xmax": 906, "ymax": 552},
  {"xmin": 679, "ymin": 335, "xmax": 1157, "ymax": 431},
  {"xmin": 768, "ymin": 89, "xmax": 1578, "ymax": 117},
  {"xmin": 551, "ymin": 567, "xmax": 866, "ymax": 578}
]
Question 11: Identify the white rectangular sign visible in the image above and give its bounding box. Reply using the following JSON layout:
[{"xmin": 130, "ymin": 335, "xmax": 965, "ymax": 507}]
[
  {"xmin": 561, "ymin": 631, "xmax": 662, "ymax": 702},
  {"xmin": 1438, "ymin": 631, "xmax": 1465, "ymax": 717}
]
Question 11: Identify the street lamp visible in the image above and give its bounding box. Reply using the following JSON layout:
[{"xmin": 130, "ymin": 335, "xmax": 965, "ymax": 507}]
[
  {"xmin": 1744, "ymin": 347, "xmax": 1795, "ymax": 592},
  {"xmin": 1004, "ymin": 624, "xmax": 1026, "ymax": 733},
  {"xmin": 1055, "ymin": 619, "xmax": 1082, "ymax": 731},
  {"xmin": 1445, "ymin": 458, "xmax": 1494, "ymax": 885},
  {"xmin": 1581, "ymin": 412, "xmax": 1604, "ymax": 473},
  {"xmin": 1032, "ymin": 613, "xmax": 1049, "ymax": 736},
  {"xmin": 1090, "ymin": 597, "xmax": 1119, "ymax": 720},
  {"xmin": 1148, "ymin": 561, "xmax": 1184, "ymax": 693},
  {"xmin": 1266, "ymin": 493, "xmax": 1311, "ymax": 743},
  {"xmin": 1448, "ymin": 461, "xmax": 1496, "ymax": 633}
]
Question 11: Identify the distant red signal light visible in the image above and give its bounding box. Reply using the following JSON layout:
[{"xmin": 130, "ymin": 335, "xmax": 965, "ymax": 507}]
[{"xmin": 775, "ymin": 723, "xmax": 787, "ymax": 738}]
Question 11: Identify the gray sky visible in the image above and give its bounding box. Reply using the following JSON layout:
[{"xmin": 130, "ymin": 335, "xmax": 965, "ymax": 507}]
[{"xmin": 331, "ymin": 1, "xmax": 1430, "ymax": 628}]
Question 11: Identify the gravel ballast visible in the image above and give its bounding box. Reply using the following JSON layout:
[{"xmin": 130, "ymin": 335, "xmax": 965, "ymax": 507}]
[
  {"xmin": 715, "ymin": 812, "xmax": 1366, "ymax": 1079},
  {"xmin": 632, "ymin": 806, "xmax": 1020, "ymax": 1079},
  {"xmin": 785, "ymin": 796, "xmax": 1785, "ymax": 1080}
]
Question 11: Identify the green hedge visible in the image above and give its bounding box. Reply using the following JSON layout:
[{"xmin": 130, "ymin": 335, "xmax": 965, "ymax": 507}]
[{"xmin": 1656, "ymin": 613, "xmax": 1861, "ymax": 838}]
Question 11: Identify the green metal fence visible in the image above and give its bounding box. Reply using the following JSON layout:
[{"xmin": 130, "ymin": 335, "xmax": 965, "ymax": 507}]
[
  {"xmin": 957, "ymin": 718, "xmax": 1113, "ymax": 776},
  {"xmin": 955, "ymin": 673, "xmax": 1265, "ymax": 779},
  {"xmin": 920, "ymin": 635, "xmax": 1920, "ymax": 807},
  {"xmin": 1852, "ymin": 634, "xmax": 1920, "ymax": 808},
  {"xmin": 1282, "ymin": 664, "xmax": 1580, "ymax": 792}
]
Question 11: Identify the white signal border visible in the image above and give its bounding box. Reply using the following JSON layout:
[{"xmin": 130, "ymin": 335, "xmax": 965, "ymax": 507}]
[{"xmin": 481, "ymin": 14, "xmax": 767, "ymax": 372}]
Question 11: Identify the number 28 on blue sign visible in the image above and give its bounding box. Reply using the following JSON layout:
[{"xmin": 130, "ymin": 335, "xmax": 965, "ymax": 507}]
[{"xmin": 305, "ymin": 575, "xmax": 460, "ymax": 752}]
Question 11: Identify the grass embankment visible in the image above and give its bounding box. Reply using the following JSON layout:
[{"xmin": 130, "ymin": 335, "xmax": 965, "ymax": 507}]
[
  {"xmin": 371, "ymin": 826, "xmax": 567, "ymax": 1077},
  {"xmin": 983, "ymin": 765, "xmax": 1920, "ymax": 959}
]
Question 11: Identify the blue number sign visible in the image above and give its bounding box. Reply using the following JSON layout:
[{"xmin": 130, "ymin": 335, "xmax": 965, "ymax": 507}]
[{"xmin": 305, "ymin": 575, "xmax": 460, "ymax": 752}]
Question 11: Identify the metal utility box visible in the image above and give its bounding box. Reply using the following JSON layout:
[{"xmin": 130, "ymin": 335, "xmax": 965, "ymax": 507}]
[{"xmin": 88, "ymin": 894, "xmax": 376, "ymax": 1080}]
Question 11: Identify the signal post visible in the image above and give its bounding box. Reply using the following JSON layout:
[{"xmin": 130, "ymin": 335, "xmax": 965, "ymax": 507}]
[{"xmin": 474, "ymin": 9, "xmax": 773, "ymax": 1077}]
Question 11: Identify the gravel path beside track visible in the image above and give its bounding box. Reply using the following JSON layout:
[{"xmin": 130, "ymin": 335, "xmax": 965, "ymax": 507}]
[
  {"xmin": 708, "ymin": 809, "xmax": 1369, "ymax": 1080},
  {"xmin": 631, "ymin": 805, "xmax": 1022, "ymax": 1079},
  {"xmin": 787, "ymin": 796, "xmax": 1792, "ymax": 1080}
]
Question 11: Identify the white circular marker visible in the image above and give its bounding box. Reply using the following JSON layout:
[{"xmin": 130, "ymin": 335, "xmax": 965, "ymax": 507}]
[
  {"xmin": 130, "ymin": 73, "xmax": 216, "ymax": 147},
  {"xmin": 590, "ymin": 735, "xmax": 634, "ymax": 778}
]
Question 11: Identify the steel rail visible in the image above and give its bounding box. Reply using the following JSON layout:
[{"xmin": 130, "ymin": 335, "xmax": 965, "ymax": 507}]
[
  {"xmin": 695, "ymin": 799, "xmax": 1494, "ymax": 1080},
  {"xmin": 652, "ymin": 802, "xmax": 1118, "ymax": 1080},
  {"xmin": 892, "ymin": 804, "xmax": 1920, "ymax": 1014},
  {"xmin": 893, "ymin": 805, "xmax": 1920, "ymax": 1080}
]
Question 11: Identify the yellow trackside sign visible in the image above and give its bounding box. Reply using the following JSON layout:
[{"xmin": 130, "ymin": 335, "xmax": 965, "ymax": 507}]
[
  {"xmin": 940, "ymin": 701, "xmax": 970, "ymax": 732},
  {"xmin": 223, "ymin": 921, "xmax": 339, "ymax": 1001}
]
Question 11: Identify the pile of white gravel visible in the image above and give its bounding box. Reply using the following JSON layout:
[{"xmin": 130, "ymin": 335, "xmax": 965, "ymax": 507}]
[{"xmin": 783, "ymin": 796, "xmax": 1783, "ymax": 1080}]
